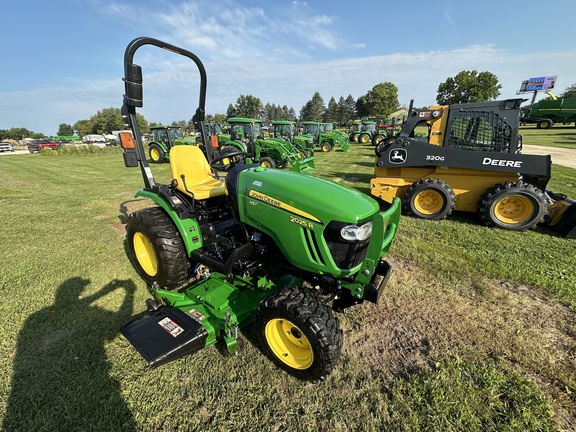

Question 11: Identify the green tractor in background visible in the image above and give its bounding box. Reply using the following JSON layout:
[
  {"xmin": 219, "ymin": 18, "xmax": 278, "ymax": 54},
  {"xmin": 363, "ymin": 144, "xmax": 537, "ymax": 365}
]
[
  {"xmin": 270, "ymin": 120, "xmax": 315, "ymax": 157},
  {"xmin": 147, "ymin": 126, "xmax": 196, "ymax": 163},
  {"xmin": 301, "ymin": 121, "xmax": 349, "ymax": 152},
  {"xmin": 349, "ymin": 121, "xmax": 362, "ymax": 142},
  {"xmin": 357, "ymin": 121, "xmax": 377, "ymax": 144},
  {"xmin": 118, "ymin": 37, "xmax": 401, "ymax": 380},
  {"xmin": 222, "ymin": 117, "xmax": 315, "ymax": 173}
]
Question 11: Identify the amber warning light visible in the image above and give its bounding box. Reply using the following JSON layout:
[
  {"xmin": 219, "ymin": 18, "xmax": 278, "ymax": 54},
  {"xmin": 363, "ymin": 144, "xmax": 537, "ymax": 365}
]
[{"xmin": 119, "ymin": 132, "xmax": 135, "ymax": 149}]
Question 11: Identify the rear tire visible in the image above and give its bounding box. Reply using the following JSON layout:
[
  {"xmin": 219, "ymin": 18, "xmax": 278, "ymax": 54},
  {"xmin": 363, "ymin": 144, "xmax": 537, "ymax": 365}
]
[
  {"xmin": 149, "ymin": 143, "xmax": 166, "ymax": 163},
  {"xmin": 126, "ymin": 207, "xmax": 191, "ymax": 289},
  {"xmin": 478, "ymin": 182, "xmax": 547, "ymax": 230},
  {"xmin": 255, "ymin": 287, "xmax": 343, "ymax": 381},
  {"xmin": 403, "ymin": 178, "xmax": 456, "ymax": 220}
]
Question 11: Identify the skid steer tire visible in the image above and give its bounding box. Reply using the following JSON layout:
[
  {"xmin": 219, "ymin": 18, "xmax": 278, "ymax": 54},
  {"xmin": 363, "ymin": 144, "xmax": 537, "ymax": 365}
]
[
  {"xmin": 148, "ymin": 143, "xmax": 166, "ymax": 163},
  {"xmin": 404, "ymin": 178, "xmax": 456, "ymax": 220},
  {"xmin": 126, "ymin": 207, "xmax": 191, "ymax": 290},
  {"xmin": 478, "ymin": 182, "xmax": 547, "ymax": 231},
  {"xmin": 255, "ymin": 287, "xmax": 343, "ymax": 381}
]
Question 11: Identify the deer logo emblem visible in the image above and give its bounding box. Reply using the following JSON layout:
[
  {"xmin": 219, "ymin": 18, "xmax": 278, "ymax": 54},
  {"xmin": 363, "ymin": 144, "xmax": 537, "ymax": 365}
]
[{"xmin": 389, "ymin": 149, "xmax": 407, "ymax": 164}]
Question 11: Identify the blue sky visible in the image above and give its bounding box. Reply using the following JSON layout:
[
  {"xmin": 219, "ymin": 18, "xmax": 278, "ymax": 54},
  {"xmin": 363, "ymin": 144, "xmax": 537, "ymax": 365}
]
[{"xmin": 2, "ymin": 0, "xmax": 575, "ymax": 135}]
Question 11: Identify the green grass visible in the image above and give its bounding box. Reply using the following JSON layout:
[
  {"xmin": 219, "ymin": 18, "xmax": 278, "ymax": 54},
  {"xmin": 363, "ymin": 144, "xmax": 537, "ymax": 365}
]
[
  {"xmin": 520, "ymin": 125, "xmax": 576, "ymax": 149},
  {"xmin": 1, "ymin": 142, "xmax": 575, "ymax": 431}
]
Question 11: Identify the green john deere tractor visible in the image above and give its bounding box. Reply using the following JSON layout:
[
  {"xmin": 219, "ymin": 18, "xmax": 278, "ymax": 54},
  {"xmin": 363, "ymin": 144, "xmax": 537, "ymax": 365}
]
[
  {"xmin": 147, "ymin": 126, "xmax": 196, "ymax": 163},
  {"xmin": 118, "ymin": 37, "xmax": 401, "ymax": 380},
  {"xmin": 301, "ymin": 121, "xmax": 349, "ymax": 152},
  {"xmin": 221, "ymin": 117, "xmax": 315, "ymax": 173},
  {"xmin": 270, "ymin": 120, "xmax": 315, "ymax": 157}
]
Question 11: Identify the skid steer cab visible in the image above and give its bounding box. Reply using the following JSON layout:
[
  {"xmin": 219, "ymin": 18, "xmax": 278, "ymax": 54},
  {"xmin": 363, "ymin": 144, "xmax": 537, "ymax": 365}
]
[
  {"xmin": 117, "ymin": 37, "xmax": 401, "ymax": 381},
  {"xmin": 371, "ymin": 98, "xmax": 576, "ymax": 238}
]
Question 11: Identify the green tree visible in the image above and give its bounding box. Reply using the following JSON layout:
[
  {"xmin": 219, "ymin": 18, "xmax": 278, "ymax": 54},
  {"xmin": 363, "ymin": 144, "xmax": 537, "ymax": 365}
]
[
  {"xmin": 233, "ymin": 95, "xmax": 263, "ymax": 119},
  {"xmin": 0, "ymin": 127, "xmax": 35, "ymax": 140},
  {"xmin": 355, "ymin": 95, "xmax": 370, "ymax": 118},
  {"xmin": 338, "ymin": 95, "xmax": 357, "ymax": 124},
  {"xmin": 90, "ymin": 108, "xmax": 124, "ymax": 134},
  {"xmin": 300, "ymin": 92, "xmax": 325, "ymax": 121},
  {"xmin": 559, "ymin": 83, "xmax": 576, "ymax": 98},
  {"xmin": 364, "ymin": 82, "xmax": 399, "ymax": 117},
  {"xmin": 73, "ymin": 119, "xmax": 92, "ymax": 136},
  {"xmin": 437, "ymin": 70, "xmax": 501, "ymax": 104},
  {"xmin": 324, "ymin": 97, "xmax": 338, "ymax": 123},
  {"xmin": 74, "ymin": 109, "xmax": 148, "ymax": 136},
  {"xmin": 57, "ymin": 123, "xmax": 74, "ymax": 136}
]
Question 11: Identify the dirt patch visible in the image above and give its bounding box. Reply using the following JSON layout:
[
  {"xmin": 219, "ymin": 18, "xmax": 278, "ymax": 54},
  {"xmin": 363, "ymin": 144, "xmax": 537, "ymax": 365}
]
[
  {"xmin": 523, "ymin": 145, "xmax": 576, "ymax": 169},
  {"xmin": 340, "ymin": 256, "xmax": 576, "ymax": 430}
]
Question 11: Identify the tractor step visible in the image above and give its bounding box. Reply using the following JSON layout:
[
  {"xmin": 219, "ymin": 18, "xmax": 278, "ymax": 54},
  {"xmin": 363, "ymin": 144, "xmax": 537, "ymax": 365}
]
[{"xmin": 121, "ymin": 306, "xmax": 209, "ymax": 368}]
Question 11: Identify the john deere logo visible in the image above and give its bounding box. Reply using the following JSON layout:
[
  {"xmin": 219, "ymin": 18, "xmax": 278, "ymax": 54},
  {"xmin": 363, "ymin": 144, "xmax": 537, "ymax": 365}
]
[{"xmin": 389, "ymin": 149, "xmax": 407, "ymax": 164}]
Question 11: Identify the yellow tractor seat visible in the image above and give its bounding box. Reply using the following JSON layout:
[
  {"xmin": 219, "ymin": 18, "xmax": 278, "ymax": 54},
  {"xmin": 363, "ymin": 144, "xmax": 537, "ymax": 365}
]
[{"xmin": 169, "ymin": 145, "xmax": 227, "ymax": 200}]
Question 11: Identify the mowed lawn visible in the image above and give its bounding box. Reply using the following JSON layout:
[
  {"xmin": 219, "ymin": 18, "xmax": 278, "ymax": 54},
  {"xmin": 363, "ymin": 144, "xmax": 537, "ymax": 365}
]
[{"xmin": 0, "ymin": 136, "xmax": 575, "ymax": 431}]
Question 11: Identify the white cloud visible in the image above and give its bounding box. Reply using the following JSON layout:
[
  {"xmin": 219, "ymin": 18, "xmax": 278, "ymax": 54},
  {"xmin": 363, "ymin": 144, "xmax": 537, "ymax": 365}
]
[{"xmin": 3, "ymin": 23, "xmax": 575, "ymax": 134}]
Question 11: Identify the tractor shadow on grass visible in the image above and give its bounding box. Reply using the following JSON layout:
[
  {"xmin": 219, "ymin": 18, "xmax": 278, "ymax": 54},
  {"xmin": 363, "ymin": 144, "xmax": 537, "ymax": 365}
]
[{"xmin": 3, "ymin": 277, "xmax": 138, "ymax": 432}]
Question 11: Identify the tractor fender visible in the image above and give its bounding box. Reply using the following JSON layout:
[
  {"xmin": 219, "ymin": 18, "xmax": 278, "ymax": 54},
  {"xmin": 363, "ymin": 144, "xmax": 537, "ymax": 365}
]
[{"xmin": 134, "ymin": 189, "xmax": 203, "ymax": 254}]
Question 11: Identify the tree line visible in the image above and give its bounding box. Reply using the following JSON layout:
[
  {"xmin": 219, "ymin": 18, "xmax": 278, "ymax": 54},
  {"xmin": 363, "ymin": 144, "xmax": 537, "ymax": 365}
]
[{"xmin": 3, "ymin": 71, "xmax": 576, "ymax": 140}]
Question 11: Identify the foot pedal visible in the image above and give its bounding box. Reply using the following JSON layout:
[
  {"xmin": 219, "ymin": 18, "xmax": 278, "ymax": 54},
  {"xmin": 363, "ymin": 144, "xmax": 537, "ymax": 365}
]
[{"xmin": 121, "ymin": 307, "xmax": 209, "ymax": 368}]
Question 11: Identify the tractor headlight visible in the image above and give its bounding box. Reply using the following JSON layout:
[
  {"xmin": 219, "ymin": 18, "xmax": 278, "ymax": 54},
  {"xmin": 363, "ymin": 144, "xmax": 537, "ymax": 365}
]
[{"xmin": 340, "ymin": 221, "xmax": 373, "ymax": 241}]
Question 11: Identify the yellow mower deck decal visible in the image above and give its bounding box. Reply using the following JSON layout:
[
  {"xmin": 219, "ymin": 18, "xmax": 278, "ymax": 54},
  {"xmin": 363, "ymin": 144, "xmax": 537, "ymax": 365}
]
[{"xmin": 249, "ymin": 190, "xmax": 321, "ymax": 223}]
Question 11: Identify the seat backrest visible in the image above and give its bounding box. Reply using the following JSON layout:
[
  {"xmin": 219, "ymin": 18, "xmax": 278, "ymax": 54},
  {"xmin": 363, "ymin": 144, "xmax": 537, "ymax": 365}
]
[{"xmin": 169, "ymin": 145, "xmax": 224, "ymax": 198}]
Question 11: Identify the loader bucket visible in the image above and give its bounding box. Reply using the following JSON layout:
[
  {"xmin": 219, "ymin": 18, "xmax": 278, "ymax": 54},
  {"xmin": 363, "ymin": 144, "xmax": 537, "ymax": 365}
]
[
  {"xmin": 289, "ymin": 156, "xmax": 316, "ymax": 174},
  {"xmin": 340, "ymin": 141, "xmax": 350, "ymax": 152},
  {"xmin": 546, "ymin": 190, "xmax": 576, "ymax": 239}
]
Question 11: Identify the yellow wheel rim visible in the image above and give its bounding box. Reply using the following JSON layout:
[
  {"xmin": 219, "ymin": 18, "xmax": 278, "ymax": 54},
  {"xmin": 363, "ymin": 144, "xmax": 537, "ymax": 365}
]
[
  {"xmin": 260, "ymin": 160, "xmax": 272, "ymax": 168},
  {"xmin": 374, "ymin": 136, "xmax": 383, "ymax": 144},
  {"xmin": 265, "ymin": 319, "xmax": 313, "ymax": 370},
  {"xmin": 150, "ymin": 148, "xmax": 160, "ymax": 161},
  {"xmin": 133, "ymin": 232, "xmax": 158, "ymax": 276},
  {"xmin": 494, "ymin": 195, "xmax": 533, "ymax": 224},
  {"xmin": 359, "ymin": 135, "xmax": 369, "ymax": 143},
  {"xmin": 322, "ymin": 144, "xmax": 330, "ymax": 152},
  {"xmin": 414, "ymin": 189, "xmax": 444, "ymax": 215}
]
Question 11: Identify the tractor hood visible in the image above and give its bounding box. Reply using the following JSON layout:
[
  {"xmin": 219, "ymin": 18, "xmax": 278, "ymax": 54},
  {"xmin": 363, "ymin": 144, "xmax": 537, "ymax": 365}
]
[
  {"xmin": 234, "ymin": 166, "xmax": 386, "ymax": 277},
  {"xmin": 236, "ymin": 167, "xmax": 379, "ymax": 225}
]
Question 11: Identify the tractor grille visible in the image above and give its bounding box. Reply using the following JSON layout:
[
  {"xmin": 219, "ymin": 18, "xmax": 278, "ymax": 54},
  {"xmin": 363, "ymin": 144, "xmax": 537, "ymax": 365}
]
[
  {"xmin": 446, "ymin": 110, "xmax": 512, "ymax": 153},
  {"xmin": 325, "ymin": 239, "xmax": 369, "ymax": 270}
]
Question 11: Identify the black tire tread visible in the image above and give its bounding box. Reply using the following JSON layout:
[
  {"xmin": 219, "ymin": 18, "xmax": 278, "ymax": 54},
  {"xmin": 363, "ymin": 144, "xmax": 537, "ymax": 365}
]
[
  {"xmin": 126, "ymin": 207, "xmax": 191, "ymax": 289},
  {"xmin": 255, "ymin": 287, "xmax": 343, "ymax": 380},
  {"xmin": 403, "ymin": 178, "xmax": 456, "ymax": 220},
  {"xmin": 477, "ymin": 181, "xmax": 548, "ymax": 230}
]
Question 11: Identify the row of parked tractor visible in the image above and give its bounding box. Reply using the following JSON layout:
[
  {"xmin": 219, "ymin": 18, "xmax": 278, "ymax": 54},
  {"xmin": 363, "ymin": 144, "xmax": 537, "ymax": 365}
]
[{"xmin": 144, "ymin": 118, "xmax": 353, "ymax": 174}]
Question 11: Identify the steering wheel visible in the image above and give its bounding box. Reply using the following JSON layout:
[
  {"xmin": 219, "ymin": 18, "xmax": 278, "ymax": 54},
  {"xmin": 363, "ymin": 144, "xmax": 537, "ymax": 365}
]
[{"xmin": 209, "ymin": 149, "xmax": 248, "ymax": 171}]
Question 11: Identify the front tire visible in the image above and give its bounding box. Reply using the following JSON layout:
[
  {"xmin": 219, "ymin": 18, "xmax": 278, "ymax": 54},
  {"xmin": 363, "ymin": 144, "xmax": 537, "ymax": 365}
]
[
  {"xmin": 358, "ymin": 133, "xmax": 371, "ymax": 144},
  {"xmin": 259, "ymin": 156, "xmax": 276, "ymax": 168},
  {"xmin": 403, "ymin": 178, "xmax": 456, "ymax": 220},
  {"xmin": 320, "ymin": 142, "xmax": 332, "ymax": 152},
  {"xmin": 478, "ymin": 182, "xmax": 547, "ymax": 230},
  {"xmin": 126, "ymin": 207, "xmax": 191, "ymax": 289},
  {"xmin": 255, "ymin": 288, "xmax": 343, "ymax": 380}
]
